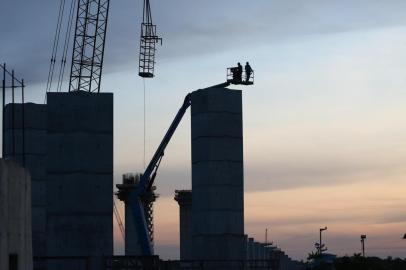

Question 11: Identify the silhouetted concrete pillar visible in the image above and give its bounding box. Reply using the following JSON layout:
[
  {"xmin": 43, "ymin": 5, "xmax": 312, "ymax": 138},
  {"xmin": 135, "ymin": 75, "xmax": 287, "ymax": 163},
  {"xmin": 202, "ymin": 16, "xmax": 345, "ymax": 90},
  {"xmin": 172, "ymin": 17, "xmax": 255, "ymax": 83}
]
[
  {"xmin": 175, "ymin": 190, "xmax": 192, "ymax": 260},
  {"xmin": 254, "ymin": 242, "xmax": 261, "ymax": 260},
  {"xmin": 0, "ymin": 159, "xmax": 32, "ymax": 270},
  {"xmin": 191, "ymin": 88, "xmax": 244, "ymax": 261},
  {"xmin": 4, "ymin": 103, "xmax": 47, "ymax": 257},
  {"xmin": 46, "ymin": 91, "xmax": 113, "ymax": 270},
  {"xmin": 248, "ymin": 237, "xmax": 254, "ymax": 260},
  {"xmin": 243, "ymin": 235, "xmax": 248, "ymax": 260}
]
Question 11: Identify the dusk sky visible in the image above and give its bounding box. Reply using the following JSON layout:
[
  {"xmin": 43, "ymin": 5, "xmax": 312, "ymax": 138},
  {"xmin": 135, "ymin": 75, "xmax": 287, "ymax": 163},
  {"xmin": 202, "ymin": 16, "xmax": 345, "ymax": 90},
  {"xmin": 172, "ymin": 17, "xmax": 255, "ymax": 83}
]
[{"xmin": 1, "ymin": 0, "xmax": 406, "ymax": 260}]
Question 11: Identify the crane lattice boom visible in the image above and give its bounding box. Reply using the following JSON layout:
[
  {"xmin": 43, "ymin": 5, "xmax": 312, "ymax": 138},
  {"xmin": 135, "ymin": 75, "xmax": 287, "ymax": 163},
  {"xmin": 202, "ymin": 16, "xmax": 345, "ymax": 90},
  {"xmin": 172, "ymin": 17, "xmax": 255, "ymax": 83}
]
[{"xmin": 69, "ymin": 0, "xmax": 110, "ymax": 93}]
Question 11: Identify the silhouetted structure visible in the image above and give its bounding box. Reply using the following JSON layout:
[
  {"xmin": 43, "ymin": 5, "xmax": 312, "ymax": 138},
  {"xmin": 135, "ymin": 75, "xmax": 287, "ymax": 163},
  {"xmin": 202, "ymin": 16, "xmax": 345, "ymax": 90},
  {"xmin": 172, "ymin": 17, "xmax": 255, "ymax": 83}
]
[
  {"xmin": 4, "ymin": 103, "xmax": 47, "ymax": 258},
  {"xmin": 69, "ymin": 0, "xmax": 111, "ymax": 93},
  {"xmin": 227, "ymin": 65, "xmax": 254, "ymax": 85},
  {"xmin": 138, "ymin": 0, "xmax": 162, "ymax": 78},
  {"xmin": 46, "ymin": 92, "xmax": 113, "ymax": 270},
  {"xmin": 334, "ymin": 255, "xmax": 406, "ymax": 270},
  {"xmin": 174, "ymin": 190, "xmax": 193, "ymax": 260},
  {"xmin": 0, "ymin": 159, "xmax": 32, "ymax": 270},
  {"xmin": 116, "ymin": 173, "xmax": 157, "ymax": 255},
  {"xmin": 191, "ymin": 87, "xmax": 245, "ymax": 261},
  {"xmin": 4, "ymin": 91, "xmax": 114, "ymax": 270},
  {"xmin": 360, "ymin": 235, "xmax": 366, "ymax": 257}
]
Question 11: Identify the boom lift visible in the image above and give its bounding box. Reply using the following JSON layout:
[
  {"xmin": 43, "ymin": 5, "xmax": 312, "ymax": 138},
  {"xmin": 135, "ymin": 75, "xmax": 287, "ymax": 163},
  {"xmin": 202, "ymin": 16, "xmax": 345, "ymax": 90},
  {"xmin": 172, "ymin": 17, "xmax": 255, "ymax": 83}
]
[
  {"xmin": 127, "ymin": 93, "xmax": 191, "ymax": 255},
  {"xmin": 125, "ymin": 69, "xmax": 254, "ymax": 255}
]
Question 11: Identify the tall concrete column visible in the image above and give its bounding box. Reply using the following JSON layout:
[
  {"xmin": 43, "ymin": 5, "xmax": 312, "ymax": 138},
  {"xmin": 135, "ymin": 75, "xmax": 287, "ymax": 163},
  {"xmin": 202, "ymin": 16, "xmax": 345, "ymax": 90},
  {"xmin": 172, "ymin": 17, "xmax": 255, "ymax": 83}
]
[
  {"xmin": 247, "ymin": 237, "xmax": 254, "ymax": 260},
  {"xmin": 174, "ymin": 190, "xmax": 192, "ymax": 260},
  {"xmin": 46, "ymin": 91, "xmax": 113, "ymax": 269},
  {"xmin": 254, "ymin": 242, "xmax": 261, "ymax": 260},
  {"xmin": 191, "ymin": 88, "xmax": 244, "ymax": 260},
  {"xmin": 116, "ymin": 173, "xmax": 157, "ymax": 255},
  {"xmin": 125, "ymin": 197, "xmax": 141, "ymax": 255},
  {"xmin": 0, "ymin": 159, "xmax": 32, "ymax": 270},
  {"xmin": 243, "ymin": 235, "xmax": 248, "ymax": 260},
  {"xmin": 4, "ymin": 103, "xmax": 47, "ymax": 257}
]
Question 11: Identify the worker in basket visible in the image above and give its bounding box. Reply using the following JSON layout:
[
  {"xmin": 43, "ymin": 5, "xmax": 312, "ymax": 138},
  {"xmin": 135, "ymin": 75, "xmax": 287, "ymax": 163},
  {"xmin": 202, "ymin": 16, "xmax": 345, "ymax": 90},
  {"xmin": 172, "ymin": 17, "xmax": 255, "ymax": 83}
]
[
  {"xmin": 231, "ymin": 62, "xmax": 243, "ymax": 83},
  {"xmin": 245, "ymin": 62, "xmax": 252, "ymax": 83}
]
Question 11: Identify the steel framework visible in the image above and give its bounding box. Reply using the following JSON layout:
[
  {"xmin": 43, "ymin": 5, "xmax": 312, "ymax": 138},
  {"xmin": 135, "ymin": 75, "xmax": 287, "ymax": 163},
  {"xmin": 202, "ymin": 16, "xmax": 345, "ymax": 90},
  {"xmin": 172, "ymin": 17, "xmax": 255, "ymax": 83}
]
[
  {"xmin": 69, "ymin": 0, "xmax": 110, "ymax": 93},
  {"xmin": 116, "ymin": 173, "xmax": 158, "ymax": 253},
  {"xmin": 1, "ymin": 63, "xmax": 26, "ymax": 165},
  {"xmin": 138, "ymin": 0, "xmax": 162, "ymax": 78},
  {"xmin": 141, "ymin": 190, "xmax": 157, "ymax": 245}
]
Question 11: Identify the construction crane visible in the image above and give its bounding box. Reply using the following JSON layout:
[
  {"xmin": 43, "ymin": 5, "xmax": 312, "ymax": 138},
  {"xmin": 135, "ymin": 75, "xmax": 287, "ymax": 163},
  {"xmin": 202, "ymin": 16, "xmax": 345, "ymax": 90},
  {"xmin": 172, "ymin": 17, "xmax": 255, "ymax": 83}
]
[
  {"xmin": 124, "ymin": 93, "xmax": 191, "ymax": 255},
  {"xmin": 68, "ymin": 0, "xmax": 111, "ymax": 93},
  {"xmin": 47, "ymin": 0, "xmax": 161, "ymax": 93},
  {"xmin": 64, "ymin": 0, "xmax": 250, "ymax": 255}
]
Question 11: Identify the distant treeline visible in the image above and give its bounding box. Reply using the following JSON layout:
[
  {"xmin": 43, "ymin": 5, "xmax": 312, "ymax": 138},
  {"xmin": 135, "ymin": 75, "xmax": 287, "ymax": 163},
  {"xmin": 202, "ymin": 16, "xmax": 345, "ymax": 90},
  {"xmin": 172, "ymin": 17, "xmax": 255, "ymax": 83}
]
[{"xmin": 334, "ymin": 254, "xmax": 406, "ymax": 270}]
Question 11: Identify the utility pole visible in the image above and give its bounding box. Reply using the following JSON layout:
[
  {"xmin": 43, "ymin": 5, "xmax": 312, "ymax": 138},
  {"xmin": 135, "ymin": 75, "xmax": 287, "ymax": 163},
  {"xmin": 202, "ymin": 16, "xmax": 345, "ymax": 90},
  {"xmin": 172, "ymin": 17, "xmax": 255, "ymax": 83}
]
[
  {"xmin": 360, "ymin": 235, "xmax": 366, "ymax": 257},
  {"xmin": 2, "ymin": 63, "xmax": 5, "ymax": 158},
  {"xmin": 319, "ymin": 227, "xmax": 327, "ymax": 255},
  {"xmin": 265, "ymin": 228, "xmax": 268, "ymax": 244}
]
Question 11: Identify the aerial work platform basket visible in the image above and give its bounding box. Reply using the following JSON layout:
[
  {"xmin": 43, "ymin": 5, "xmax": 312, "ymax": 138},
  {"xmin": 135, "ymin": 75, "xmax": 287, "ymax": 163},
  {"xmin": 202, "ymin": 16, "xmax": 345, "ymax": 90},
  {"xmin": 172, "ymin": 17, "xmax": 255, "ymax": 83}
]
[{"xmin": 227, "ymin": 66, "xmax": 254, "ymax": 85}]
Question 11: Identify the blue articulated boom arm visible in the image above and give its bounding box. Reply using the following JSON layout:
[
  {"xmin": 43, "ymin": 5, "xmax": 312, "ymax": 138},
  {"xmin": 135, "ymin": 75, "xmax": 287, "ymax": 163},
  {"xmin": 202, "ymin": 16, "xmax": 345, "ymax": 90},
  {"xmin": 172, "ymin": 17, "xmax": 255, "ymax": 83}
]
[{"xmin": 128, "ymin": 93, "xmax": 192, "ymax": 256}]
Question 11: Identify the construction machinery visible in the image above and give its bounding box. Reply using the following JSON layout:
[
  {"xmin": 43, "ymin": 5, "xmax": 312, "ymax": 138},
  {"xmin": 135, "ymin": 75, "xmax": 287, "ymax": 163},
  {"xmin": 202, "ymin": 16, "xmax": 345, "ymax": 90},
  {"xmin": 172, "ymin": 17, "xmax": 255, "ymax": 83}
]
[
  {"xmin": 63, "ymin": 0, "xmax": 161, "ymax": 93},
  {"xmin": 57, "ymin": 0, "xmax": 251, "ymax": 257},
  {"xmin": 138, "ymin": 0, "xmax": 162, "ymax": 78},
  {"xmin": 69, "ymin": 0, "xmax": 111, "ymax": 93},
  {"xmin": 120, "ymin": 70, "xmax": 254, "ymax": 255},
  {"xmin": 118, "ymin": 93, "xmax": 192, "ymax": 255}
]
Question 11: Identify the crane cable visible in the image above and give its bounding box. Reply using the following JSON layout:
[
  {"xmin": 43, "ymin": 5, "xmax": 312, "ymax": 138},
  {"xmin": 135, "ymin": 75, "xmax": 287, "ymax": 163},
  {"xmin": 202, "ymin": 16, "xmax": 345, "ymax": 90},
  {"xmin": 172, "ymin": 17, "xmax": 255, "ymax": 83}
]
[
  {"xmin": 143, "ymin": 0, "xmax": 153, "ymax": 25},
  {"xmin": 45, "ymin": 0, "xmax": 66, "ymax": 94},
  {"xmin": 113, "ymin": 198, "xmax": 125, "ymax": 241},
  {"xmin": 56, "ymin": 0, "xmax": 77, "ymax": 92},
  {"xmin": 143, "ymin": 78, "xmax": 146, "ymax": 170}
]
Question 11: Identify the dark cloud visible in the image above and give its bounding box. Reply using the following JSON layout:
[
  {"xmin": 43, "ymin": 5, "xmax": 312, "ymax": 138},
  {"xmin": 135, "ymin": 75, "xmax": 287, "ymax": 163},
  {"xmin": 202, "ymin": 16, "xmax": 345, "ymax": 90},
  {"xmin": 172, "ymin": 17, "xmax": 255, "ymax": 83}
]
[{"xmin": 3, "ymin": 0, "xmax": 406, "ymax": 85}]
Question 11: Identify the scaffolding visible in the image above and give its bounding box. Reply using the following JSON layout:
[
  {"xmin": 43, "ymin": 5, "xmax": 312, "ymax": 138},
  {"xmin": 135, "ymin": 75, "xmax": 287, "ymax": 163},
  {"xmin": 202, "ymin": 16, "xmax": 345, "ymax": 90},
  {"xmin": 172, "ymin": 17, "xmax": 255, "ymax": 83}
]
[
  {"xmin": 116, "ymin": 173, "xmax": 158, "ymax": 248},
  {"xmin": 1, "ymin": 63, "xmax": 26, "ymax": 165}
]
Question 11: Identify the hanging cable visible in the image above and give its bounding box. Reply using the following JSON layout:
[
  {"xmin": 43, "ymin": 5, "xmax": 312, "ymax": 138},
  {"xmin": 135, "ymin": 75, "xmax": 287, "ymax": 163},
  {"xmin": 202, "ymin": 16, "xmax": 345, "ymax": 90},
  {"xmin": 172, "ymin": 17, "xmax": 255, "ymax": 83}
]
[
  {"xmin": 143, "ymin": 78, "xmax": 146, "ymax": 170},
  {"xmin": 45, "ymin": 0, "xmax": 66, "ymax": 95},
  {"xmin": 48, "ymin": 0, "xmax": 66, "ymax": 92},
  {"xmin": 145, "ymin": 0, "xmax": 153, "ymax": 25},
  {"xmin": 113, "ymin": 198, "xmax": 125, "ymax": 241},
  {"xmin": 56, "ymin": 0, "xmax": 76, "ymax": 92}
]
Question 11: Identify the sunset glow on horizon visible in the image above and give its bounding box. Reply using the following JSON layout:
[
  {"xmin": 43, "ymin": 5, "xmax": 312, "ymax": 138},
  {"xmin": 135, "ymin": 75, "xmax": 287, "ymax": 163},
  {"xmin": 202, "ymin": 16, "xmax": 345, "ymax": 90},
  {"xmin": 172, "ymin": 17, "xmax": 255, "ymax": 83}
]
[{"xmin": 2, "ymin": 0, "xmax": 406, "ymax": 261}]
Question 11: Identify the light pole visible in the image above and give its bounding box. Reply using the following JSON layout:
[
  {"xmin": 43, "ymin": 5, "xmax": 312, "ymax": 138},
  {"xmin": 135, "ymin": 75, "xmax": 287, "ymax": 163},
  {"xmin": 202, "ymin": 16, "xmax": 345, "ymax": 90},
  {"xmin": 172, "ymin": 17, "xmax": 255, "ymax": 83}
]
[
  {"xmin": 360, "ymin": 235, "xmax": 366, "ymax": 257},
  {"xmin": 265, "ymin": 228, "xmax": 268, "ymax": 244},
  {"xmin": 319, "ymin": 227, "xmax": 327, "ymax": 255}
]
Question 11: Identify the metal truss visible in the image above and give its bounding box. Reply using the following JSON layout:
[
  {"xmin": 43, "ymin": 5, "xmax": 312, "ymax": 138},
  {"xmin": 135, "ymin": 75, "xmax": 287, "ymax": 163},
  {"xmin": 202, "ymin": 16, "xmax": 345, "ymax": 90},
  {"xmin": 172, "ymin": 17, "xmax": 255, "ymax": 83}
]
[{"xmin": 69, "ymin": 0, "xmax": 110, "ymax": 93}]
